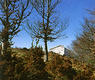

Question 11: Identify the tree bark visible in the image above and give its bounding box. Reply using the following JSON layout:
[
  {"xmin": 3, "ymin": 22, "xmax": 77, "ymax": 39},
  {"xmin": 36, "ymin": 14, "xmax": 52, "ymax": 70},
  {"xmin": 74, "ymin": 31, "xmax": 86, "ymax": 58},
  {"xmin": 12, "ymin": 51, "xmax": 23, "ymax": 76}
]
[
  {"xmin": 44, "ymin": 0, "xmax": 49, "ymax": 62},
  {"xmin": 44, "ymin": 38, "xmax": 48, "ymax": 62},
  {"xmin": 2, "ymin": 28, "xmax": 9, "ymax": 54},
  {"xmin": 42, "ymin": 0, "xmax": 49, "ymax": 62}
]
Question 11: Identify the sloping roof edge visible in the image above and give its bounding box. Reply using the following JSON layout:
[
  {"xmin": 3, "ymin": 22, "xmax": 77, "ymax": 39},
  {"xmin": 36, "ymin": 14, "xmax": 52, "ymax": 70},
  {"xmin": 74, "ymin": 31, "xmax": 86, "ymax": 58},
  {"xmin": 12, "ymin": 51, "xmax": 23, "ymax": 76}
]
[{"xmin": 50, "ymin": 45, "xmax": 64, "ymax": 51}]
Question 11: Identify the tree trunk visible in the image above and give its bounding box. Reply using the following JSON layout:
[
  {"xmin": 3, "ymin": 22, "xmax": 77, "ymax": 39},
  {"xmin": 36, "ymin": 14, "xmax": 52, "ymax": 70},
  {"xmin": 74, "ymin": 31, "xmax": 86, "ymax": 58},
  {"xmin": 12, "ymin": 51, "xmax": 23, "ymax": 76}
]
[
  {"xmin": 2, "ymin": 28, "xmax": 9, "ymax": 55},
  {"xmin": 3, "ymin": 37, "xmax": 9, "ymax": 54},
  {"xmin": 44, "ymin": 39, "xmax": 48, "ymax": 62}
]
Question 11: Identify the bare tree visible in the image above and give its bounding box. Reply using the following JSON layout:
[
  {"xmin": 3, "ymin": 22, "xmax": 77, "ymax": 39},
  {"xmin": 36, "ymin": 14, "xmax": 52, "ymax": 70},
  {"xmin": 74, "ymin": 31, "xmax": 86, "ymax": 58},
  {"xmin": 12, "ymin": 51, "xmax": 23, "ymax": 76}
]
[
  {"xmin": 26, "ymin": 0, "xmax": 67, "ymax": 61},
  {"xmin": 72, "ymin": 19, "xmax": 95, "ymax": 64},
  {"xmin": 0, "ymin": 0, "xmax": 32, "ymax": 54},
  {"xmin": 88, "ymin": 9, "xmax": 95, "ymax": 16}
]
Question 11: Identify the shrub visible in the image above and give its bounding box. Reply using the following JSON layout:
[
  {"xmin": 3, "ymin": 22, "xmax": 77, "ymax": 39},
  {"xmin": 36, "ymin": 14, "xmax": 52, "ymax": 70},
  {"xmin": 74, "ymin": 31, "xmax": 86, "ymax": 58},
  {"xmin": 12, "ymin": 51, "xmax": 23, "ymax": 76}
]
[
  {"xmin": 24, "ymin": 47, "xmax": 51, "ymax": 80},
  {"xmin": 46, "ymin": 54, "xmax": 76, "ymax": 80}
]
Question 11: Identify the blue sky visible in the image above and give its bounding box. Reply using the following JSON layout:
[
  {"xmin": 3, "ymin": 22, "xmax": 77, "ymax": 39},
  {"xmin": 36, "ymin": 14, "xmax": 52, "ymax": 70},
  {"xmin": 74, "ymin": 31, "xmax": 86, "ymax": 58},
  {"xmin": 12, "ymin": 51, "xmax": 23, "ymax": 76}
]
[{"xmin": 12, "ymin": 0, "xmax": 95, "ymax": 50}]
